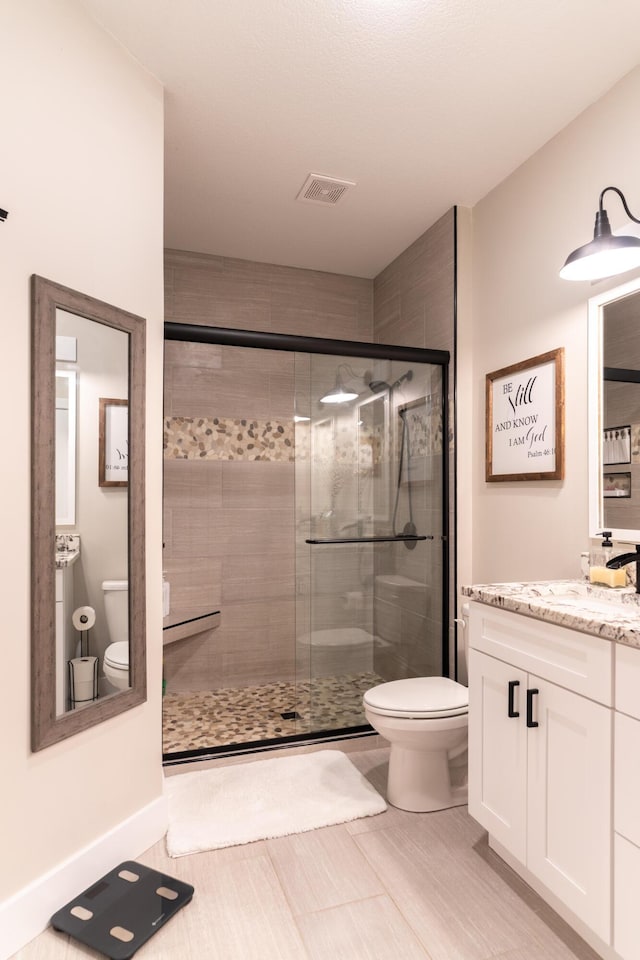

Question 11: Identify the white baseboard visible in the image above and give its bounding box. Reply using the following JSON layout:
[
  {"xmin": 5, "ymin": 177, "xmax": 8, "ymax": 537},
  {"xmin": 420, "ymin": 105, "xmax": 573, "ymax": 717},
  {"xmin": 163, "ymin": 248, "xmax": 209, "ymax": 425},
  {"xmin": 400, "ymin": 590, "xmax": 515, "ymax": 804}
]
[{"xmin": 0, "ymin": 794, "xmax": 167, "ymax": 960}]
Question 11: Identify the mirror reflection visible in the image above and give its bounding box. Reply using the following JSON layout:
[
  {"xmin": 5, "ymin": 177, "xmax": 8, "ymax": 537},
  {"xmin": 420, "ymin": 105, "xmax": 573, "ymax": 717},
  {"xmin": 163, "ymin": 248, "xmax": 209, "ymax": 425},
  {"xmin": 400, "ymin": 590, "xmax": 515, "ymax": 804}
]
[
  {"xmin": 55, "ymin": 311, "xmax": 130, "ymax": 714},
  {"xmin": 55, "ymin": 369, "xmax": 76, "ymax": 525},
  {"xmin": 32, "ymin": 275, "xmax": 146, "ymax": 752},
  {"xmin": 589, "ymin": 276, "xmax": 640, "ymax": 540}
]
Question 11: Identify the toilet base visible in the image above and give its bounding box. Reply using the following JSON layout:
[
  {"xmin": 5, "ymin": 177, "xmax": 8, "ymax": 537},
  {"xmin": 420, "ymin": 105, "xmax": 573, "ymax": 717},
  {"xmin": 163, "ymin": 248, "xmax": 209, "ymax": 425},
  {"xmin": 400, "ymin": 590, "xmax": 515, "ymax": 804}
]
[
  {"xmin": 387, "ymin": 744, "xmax": 468, "ymax": 812},
  {"xmin": 364, "ymin": 706, "xmax": 468, "ymax": 813}
]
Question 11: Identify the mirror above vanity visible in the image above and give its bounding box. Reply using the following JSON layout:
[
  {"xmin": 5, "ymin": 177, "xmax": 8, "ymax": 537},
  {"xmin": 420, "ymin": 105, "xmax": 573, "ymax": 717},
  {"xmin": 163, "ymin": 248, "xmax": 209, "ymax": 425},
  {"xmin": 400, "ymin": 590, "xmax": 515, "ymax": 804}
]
[
  {"xmin": 31, "ymin": 276, "xmax": 146, "ymax": 751},
  {"xmin": 589, "ymin": 275, "xmax": 640, "ymax": 542}
]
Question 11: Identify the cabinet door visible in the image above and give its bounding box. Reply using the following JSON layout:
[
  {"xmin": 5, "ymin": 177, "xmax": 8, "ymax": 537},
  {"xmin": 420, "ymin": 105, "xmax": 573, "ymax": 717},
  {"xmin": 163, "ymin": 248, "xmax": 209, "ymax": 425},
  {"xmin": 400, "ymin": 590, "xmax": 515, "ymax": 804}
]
[
  {"xmin": 527, "ymin": 677, "xmax": 611, "ymax": 942},
  {"xmin": 615, "ymin": 833, "xmax": 640, "ymax": 960},
  {"xmin": 468, "ymin": 648, "xmax": 528, "ymax": 862},
  {"xmin": 615, "ymin": 711, "xmax": 640, "ymax": 847}
]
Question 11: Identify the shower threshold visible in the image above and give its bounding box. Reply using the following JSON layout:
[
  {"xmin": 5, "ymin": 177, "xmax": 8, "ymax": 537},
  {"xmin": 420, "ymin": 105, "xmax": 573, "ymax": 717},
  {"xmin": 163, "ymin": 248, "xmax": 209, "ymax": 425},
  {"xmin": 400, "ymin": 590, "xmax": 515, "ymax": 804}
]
[{"xmin": 162, "ymin": 672, "xmax": 383, "ymax": 762}]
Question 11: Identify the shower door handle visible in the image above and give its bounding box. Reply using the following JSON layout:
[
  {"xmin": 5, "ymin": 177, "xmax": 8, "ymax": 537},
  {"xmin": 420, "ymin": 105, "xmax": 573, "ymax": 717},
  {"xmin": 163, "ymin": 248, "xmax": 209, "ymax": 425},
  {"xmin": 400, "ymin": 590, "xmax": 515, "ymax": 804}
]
[
  {"xmin": 305, "ymin": 535, "xmax": 429, "ymax": 544},
  {"xmin": 507, "ymin": 680, "xmax": 520, "ymax": 718}
]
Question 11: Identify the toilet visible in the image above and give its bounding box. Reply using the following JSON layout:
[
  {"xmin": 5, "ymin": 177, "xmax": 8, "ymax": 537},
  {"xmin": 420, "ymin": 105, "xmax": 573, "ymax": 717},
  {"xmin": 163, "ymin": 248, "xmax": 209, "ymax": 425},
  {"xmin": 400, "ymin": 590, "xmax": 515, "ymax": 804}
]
[
  {"xmin": 102, "ymin": 579, "xmax": 130, "ymax": 691},
  {"xmin": 363, "ymin": 676, "xmax": 468, "ymax": 812}
]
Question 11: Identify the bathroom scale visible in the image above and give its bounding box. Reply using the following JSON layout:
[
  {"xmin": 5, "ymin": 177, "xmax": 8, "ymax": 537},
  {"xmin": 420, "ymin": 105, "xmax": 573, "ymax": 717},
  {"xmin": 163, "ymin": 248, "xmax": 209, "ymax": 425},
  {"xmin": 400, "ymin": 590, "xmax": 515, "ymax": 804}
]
[{"xmin": 50, "ymin": 860, "xmax": 194, "ymax": 959}]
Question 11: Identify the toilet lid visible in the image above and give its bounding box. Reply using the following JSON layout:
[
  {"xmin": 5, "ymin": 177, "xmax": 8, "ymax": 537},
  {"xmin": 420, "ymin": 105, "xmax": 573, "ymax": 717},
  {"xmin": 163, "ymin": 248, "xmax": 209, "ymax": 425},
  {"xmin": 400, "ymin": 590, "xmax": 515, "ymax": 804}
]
[
  {"xmin": 104, "ymin": 641, "xmax": 129, "ymax": 669},
  {"xmin": 363, "ymin": 677, "xmax": 468, "ymax": 718}
]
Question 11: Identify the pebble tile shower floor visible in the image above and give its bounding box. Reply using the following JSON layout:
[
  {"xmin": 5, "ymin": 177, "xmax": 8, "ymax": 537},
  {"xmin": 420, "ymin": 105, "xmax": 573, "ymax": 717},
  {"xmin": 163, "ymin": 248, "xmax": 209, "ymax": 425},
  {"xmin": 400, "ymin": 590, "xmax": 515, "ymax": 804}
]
[{"xmin": 162, "ymin": 672, "xmax": 384, "ymax": 754}]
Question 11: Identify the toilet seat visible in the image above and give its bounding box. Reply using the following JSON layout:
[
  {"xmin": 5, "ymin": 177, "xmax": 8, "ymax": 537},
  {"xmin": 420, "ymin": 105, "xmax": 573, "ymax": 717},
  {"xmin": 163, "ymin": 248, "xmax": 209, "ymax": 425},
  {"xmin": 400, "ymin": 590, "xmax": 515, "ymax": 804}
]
[
  {"xmin": 363, "ymin": 677, "xmax": 468, "ymax": 719},
  {"xmin": 104, "ymin": 640, "xmax": 129, "ymax": 671}
]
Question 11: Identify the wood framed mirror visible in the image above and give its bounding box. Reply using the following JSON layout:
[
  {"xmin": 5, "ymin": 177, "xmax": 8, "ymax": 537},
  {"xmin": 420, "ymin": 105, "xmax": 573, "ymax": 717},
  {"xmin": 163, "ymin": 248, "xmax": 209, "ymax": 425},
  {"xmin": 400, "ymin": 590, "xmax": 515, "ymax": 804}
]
[{"xmin": 31, "ymin": 276, "xmax": 146, "ymax": 751}]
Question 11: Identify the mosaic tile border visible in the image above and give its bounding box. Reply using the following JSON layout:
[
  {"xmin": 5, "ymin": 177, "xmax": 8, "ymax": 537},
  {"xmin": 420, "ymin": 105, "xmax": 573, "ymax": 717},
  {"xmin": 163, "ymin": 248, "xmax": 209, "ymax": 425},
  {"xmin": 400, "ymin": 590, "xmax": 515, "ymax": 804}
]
[
  {"xmin": 164, "ymin": 416, "xmax": 295, "ymax": 461},
  {"xmin": 165, "ymin": 406, "xmax": 443, "ymax": 464}
]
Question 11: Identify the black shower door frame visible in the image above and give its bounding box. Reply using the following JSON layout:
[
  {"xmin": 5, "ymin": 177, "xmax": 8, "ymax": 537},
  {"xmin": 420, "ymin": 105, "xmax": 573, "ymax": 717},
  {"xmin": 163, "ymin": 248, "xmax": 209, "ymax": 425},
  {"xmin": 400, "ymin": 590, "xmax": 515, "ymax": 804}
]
[
  {"xmin": 164, "ymin": 321, "xmax": 451, "ymax": 757},
  {"xmin": 164, "ymin": 322, "xmax": 451, "ymax": 670}
]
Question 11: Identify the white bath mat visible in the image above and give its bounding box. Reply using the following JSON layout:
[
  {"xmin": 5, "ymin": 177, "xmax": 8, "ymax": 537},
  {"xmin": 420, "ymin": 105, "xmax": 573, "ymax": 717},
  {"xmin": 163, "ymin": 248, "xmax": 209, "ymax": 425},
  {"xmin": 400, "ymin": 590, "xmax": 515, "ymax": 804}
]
[{"xmin": 165, "ymin": 749, "xmax": 387, "ymax": 857}]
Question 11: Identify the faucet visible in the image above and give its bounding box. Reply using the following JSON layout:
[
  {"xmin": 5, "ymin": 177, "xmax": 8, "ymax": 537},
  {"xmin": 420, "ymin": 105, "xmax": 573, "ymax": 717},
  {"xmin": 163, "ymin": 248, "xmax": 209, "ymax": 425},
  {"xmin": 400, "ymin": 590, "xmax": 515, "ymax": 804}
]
[{"xmin": 606, "ymin": 544, "xmax": 640, "ymax": 593}]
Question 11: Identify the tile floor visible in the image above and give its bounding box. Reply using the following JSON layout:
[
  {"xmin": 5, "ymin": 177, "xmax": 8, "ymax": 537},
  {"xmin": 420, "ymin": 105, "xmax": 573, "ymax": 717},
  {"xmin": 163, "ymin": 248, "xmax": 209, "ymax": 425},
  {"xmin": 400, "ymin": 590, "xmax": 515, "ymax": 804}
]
[
  {"xmin": 162, "ymin": 672, "xmax": 383, "ymax": 753},
  {"xmin": 12, "ymin": 746, "xmax": 601, "ymax": 960}
]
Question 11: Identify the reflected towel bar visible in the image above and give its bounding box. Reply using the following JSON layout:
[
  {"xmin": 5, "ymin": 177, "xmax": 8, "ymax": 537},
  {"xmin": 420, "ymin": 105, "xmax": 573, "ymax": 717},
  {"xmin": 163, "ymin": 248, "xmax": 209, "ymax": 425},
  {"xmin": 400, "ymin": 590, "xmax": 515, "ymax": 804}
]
[{"xmin": 305, "ymin": 535, "xmax": 432, "ymax": 544}]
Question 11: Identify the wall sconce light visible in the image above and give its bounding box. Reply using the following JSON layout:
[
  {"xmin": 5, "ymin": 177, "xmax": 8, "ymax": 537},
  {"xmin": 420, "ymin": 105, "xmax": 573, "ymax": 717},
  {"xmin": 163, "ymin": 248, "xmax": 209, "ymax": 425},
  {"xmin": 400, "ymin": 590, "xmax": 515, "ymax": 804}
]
[
  {"xmin": 560, "ymin": 187, "xmax": 640, "ymax": 281},
  {"xmin": 320, "ymin": 364, "xmax": 360, "ymax": 404},
  {"xmin": 0, "ymin": 208, "xmax": 8, "ymax": 222}
]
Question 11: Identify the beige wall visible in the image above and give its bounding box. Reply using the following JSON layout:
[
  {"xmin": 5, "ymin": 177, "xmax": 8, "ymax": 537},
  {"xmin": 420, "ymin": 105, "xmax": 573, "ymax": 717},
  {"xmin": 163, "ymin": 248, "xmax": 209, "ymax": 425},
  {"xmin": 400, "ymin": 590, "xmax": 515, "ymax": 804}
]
[
  {"xmin": 471, "ymin": 65, "xmax": 640, "ymax": 584},
  {"xmin": 455, "ymin": 205, "xmax": 474, "ymax": 660},
  {"xmin": 2, "ymin": 0, "xmax": 164, "ymax": 904}
]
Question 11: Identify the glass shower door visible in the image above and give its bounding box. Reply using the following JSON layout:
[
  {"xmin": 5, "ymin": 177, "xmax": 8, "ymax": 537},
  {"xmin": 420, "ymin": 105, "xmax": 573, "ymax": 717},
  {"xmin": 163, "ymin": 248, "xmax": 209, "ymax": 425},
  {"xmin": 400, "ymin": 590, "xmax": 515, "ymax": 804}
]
[{"xmin": 294, "ymin": 352, "xmax": 447, "ymax": 736}]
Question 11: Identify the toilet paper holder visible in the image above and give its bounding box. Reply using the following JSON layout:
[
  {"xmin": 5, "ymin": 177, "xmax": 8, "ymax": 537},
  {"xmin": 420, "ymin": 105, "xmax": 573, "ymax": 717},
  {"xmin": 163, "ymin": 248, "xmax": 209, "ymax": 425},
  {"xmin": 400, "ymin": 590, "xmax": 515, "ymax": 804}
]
[{"xmin": 72, "ymin": 605, "xmax": 96, "ymax": 658}]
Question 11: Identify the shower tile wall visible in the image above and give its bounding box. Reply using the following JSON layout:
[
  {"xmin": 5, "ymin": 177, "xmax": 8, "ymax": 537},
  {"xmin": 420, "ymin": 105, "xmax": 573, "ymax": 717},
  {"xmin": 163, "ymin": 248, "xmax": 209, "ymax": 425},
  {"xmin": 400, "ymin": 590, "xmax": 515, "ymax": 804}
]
[
  {"xmin": 163, "ymin": 346, "xmax": 297, "ymax": 692},
  {"xmin": 163, "ymin": 252, "xmax": 374, "ymax": 695},
  {"xmin": 373, "ymin": 209, "xmax": 456, "ymax": 681},
  {"xmin": 164, "ymin": 250, "xmax": 373, "ymax": 340}
]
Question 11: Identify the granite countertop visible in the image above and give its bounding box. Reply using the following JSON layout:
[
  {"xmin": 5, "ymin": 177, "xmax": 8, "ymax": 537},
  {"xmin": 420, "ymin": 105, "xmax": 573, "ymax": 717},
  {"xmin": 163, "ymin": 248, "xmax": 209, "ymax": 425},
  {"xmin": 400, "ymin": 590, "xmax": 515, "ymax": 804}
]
[{"xmin": 461, "ymin": 579, "xmax": 640, "ymax": 649}]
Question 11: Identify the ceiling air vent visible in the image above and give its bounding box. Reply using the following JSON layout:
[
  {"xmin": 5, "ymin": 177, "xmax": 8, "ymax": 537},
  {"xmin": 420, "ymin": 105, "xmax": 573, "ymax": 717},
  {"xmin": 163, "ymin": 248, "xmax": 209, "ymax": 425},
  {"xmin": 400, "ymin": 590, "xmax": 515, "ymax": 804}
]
[{"xmin": 296, "ymin": 174, "xmax": 356, "ymax": 206}]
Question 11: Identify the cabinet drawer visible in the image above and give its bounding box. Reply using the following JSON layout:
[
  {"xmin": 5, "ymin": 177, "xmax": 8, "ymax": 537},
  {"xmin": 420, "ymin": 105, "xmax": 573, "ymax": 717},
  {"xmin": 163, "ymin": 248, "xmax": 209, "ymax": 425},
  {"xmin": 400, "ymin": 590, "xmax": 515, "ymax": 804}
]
[
  {"xmin": 615, "ymin": 711, "xmax": 640, "ymax": 846},
  {"xmin": 616, "ymin": 643, "xmax": 640, "ymax": 720},
  {"xmin": 468, "ymin": 603, "xmax": 612, "ymax": 704},
  {"xmin": 615, "ymin": 833, "xmax": 640, "ymax": 960}
]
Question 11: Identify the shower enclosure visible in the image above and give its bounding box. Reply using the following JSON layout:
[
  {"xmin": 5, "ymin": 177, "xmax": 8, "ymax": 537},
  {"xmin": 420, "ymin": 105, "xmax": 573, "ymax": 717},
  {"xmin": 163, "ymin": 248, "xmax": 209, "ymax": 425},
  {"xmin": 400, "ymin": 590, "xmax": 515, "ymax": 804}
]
[{"xmin": 162, "ymin": 324, "xmax": 449, "ymax": 760}]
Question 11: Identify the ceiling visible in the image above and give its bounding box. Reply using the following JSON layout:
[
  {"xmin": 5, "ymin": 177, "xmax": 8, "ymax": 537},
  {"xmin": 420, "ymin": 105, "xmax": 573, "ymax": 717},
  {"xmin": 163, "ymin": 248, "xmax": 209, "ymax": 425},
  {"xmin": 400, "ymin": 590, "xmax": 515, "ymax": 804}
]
[{"xmin": 81, "ymin": 0, "xmax": 640, "ymax": 279}]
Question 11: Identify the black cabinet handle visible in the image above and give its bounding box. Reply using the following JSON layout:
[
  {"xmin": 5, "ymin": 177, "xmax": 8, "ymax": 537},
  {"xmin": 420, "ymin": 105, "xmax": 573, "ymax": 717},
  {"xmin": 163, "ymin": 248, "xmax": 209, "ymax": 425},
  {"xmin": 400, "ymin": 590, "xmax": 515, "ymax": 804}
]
[
  {"xmin": 526, "ymin": 688, "xmax": 539, "ymax": 728},
  {"xmin": 507, "ymin": 680, "xmax": 520, "ymax": 718}
]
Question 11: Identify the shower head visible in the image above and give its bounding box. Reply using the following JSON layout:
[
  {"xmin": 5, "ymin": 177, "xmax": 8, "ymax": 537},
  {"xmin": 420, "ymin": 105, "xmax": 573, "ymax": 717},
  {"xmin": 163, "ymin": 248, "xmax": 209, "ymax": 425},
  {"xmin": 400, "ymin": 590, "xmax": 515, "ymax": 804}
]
[{"xmin": 367, "ymin": 369, "xmax": 413, "ymax": 394}]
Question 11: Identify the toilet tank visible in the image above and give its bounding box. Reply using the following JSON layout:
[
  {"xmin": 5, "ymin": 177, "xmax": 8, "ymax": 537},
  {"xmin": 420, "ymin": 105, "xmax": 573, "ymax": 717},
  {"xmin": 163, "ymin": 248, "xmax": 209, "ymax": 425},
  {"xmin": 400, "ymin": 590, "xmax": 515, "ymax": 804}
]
[{"xmin": 101, "ymin": 579, "xmax": 129, "ymax": 644}]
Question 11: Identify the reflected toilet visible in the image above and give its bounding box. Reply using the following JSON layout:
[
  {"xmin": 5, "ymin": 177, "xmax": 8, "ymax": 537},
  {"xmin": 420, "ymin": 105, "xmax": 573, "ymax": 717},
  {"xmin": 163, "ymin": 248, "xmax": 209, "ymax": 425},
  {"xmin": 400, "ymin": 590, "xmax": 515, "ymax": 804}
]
[
  {"xmin": 296, "ymin": 627, "xmax": 374, "ymax": 678},
  {"xmin": 102, "ymin": 580, "xmax": 130, "ymax": 691}
]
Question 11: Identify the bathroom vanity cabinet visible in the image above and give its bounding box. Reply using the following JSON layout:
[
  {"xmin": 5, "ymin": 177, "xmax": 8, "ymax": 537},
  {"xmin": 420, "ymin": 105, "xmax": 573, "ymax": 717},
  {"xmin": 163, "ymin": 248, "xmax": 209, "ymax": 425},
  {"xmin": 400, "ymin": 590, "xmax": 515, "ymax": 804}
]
[
  {"xmin": 613, "ymin": 643, "xmax": 640, "ymax": 960},
  {"xmin": 468, "ymin": 603, "xmax": 613, "ymax": 945}
]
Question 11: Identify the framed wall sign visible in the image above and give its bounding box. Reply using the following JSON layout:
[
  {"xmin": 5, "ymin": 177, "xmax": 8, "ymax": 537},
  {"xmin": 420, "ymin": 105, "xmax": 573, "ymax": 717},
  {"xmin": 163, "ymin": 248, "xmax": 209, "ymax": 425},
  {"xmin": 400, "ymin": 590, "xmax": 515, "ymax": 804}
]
[
  {"xmin": 99, "ymin": 398, "xmax": 128, "ymax": 487},
  {"xmin": 486, "ymin": 348, "xmax": 565, "ymax": 482}
]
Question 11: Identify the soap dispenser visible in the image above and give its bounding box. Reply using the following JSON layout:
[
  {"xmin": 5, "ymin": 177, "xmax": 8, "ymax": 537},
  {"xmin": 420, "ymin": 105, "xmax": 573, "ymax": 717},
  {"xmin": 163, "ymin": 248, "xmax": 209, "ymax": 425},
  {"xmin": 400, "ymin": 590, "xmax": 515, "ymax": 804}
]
[{"xmin": 590, "ymin": 531, "xmax": 624, "ymax": 587}]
